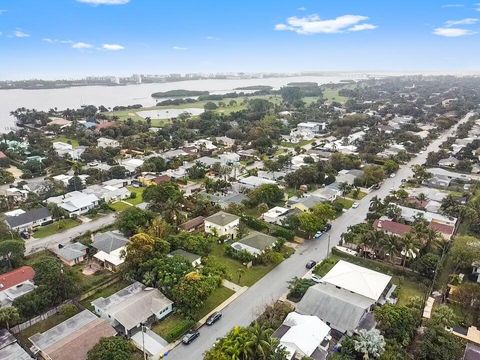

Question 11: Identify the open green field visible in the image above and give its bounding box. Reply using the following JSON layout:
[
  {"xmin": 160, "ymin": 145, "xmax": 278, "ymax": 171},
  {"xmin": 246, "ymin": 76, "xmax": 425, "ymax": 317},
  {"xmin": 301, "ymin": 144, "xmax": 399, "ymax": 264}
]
[
  {"xmin": 334, "ymin": 197, "xmax": 355, "ymax": 209},
  {"xmin": 208, "ymin": 244, "xmax": 277, "ymax": 287},
  {"xmin": 102, "ymin": 95, "xmax": 282, "ymax": 126},
  {"xmin": 322, "ymin": 88, "xmax": 349, "ymax": 104},
  {"xmin": 53, "ymin": 136, "xmax": 79, "ymax": 148},
  {"xmin": 33, "ymin": 219, "xmax": 80, "ymax": 238}
]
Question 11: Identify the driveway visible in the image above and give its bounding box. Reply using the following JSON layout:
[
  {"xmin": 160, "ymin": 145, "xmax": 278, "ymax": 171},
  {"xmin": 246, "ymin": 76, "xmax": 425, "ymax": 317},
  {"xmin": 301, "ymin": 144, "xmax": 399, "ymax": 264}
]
[{"xmin": 164, "ymin": 112, "xmax": 475, "ymax": 360}]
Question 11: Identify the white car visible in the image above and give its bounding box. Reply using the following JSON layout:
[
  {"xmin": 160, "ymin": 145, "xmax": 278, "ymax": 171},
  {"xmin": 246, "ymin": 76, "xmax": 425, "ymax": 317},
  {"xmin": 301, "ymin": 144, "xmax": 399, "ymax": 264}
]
[
  {"xmin": 390, "ymin": 173, "xmax": 396, "ymax": 178},
  {"xmin": 352, "ymin": 202, "xmax": 359, "ymax": 209},
  {"xmin": 311, "ymin": 274, "xmax": 322, "ymax": 283}
]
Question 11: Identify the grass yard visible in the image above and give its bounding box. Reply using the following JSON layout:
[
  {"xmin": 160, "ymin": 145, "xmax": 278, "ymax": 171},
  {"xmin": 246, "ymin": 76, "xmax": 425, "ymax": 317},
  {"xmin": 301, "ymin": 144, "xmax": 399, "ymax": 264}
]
[
  {"xmin": 152, "ymin": 286, "xmax": 234, "ymax": 343},
  {"xmin": 280, "ymin": 139, "xmax": 314, "ymax": 148},
  {"xmin": 209, "ymin": 244, "xmax": 277, "ymax": 287},
  {"xmin": 110, "ymin": 201, "xmax": 132, "ymax": 212},
  {"xmin": 334, "ymin": 197, "xmax": 355, "ymax": 209},
  {"xmin": 17, "ymin": 307, "xmax": 80, "ymax": 347},
  {"xmin": 54, "ymin": 136, "xmax": 79, "ymax": 148},
  {"xmin": 72, "ymin": 266, "xmax": 115, "ymax": 292},
  {"xmin": 126, "ymin": 186, "xmax": 144, "ymax": 205},
  {"xmin": 80, "ymin": 279, "xmax": 132, "ymax": 310},
  {"xmin": 33, "ymin": 219, "xmax": 80, "ymax": 238},
  {"xmin": 345, "ymin": 190, "xmax": 367, "ymax": 200}
]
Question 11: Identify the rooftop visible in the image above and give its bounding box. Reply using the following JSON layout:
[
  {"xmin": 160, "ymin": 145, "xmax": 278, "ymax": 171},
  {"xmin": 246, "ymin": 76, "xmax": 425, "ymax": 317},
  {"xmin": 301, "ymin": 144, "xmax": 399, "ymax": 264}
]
[
  {"xmin": 0, "ymin": 266, "xmax": 35, "ymax": 291},
  {"xmin": 205, "ymin": 211, "xmax": 240, "ymax": 226},
  {"xmin": 236, "ymin": 231, "xmax": 277, "ymax": 251},
  {"xmin": 168, "ymin": 249, "xmax": 201, "ymax": 263},
  {"xmin": 373, "ymin": 219, "xmax": 412, "ymax": 236},
  {"xmin": 54, "ymin": 242, "xmax": 88, "ymax": 261},
  {"xmin": 5, "ymin": 207, "xmax": 50, "ymax": 228},
  {"xmin": 92, "ymin": 231, "xmax": 128, "ymax": 253}
]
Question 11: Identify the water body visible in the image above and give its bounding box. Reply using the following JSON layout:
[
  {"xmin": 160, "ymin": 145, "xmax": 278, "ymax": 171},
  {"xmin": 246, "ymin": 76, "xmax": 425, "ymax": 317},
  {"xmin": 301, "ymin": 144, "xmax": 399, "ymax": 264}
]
[
  {"xmin": 0, "ymin": 74, "xmax": 368, "ymax": 133},
  {"xmin": 137, "ymin": 108, "xmax": 204, "ymax": 119}
]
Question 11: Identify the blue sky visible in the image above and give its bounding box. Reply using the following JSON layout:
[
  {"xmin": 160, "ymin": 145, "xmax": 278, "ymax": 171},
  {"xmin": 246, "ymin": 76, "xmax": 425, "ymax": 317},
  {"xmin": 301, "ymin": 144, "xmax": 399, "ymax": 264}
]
[{"xmin": 1, "ymin": 0, "xmax": 480, "ymax": 79}]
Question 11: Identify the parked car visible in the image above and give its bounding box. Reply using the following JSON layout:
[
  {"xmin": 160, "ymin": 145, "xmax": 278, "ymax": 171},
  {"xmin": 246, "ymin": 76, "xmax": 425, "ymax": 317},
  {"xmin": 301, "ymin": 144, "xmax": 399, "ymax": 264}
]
[
  {"xmin": 182, "ymin": 330, "xmax": 200, "ymax": 345},
  {"xmin": 323, "ymin": 223, "xmax": 332, "ymax": 232},
  {"xmin": 390, "ymin": 173, "xmax": 396, "ymax": 178},
  {"xmin": 352, "ymin": 202, "xmax": 359, "ymax": 209},
  {"xmin": 206, "ymin": 312, "xmax": 222, "ymax": 326},
  {"xmin": 306, "ymin": 260, "xmax": 317, "ymax": 269},
  {"xmin": 372, "ymin": 184, "xmax": 381, "ymax": 190},
  {"xmin": 314, "ymin": 231, "xmax": 323, "ymax": 239},
  {"xmin": 311, "ymin": 274, "xmax": 322, "ymax": 283}
]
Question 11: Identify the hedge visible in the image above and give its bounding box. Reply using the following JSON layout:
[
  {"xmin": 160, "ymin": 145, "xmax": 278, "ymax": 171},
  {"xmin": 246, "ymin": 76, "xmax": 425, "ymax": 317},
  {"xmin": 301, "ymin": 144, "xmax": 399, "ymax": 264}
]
[{"xmin": 163, "ymin": 318, "xmax": 195, "ymax": 343}]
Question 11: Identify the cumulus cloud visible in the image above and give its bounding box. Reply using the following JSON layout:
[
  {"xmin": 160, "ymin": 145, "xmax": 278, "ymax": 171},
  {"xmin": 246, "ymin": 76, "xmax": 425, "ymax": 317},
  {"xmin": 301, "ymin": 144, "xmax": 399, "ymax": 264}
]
[
  {"xmin": 102, "ymin": 43, "xmax": 125, "ymax": 50},
  {"xmin": 76, "ymin": 0, "xmax": 129, "ymax": 5},
  {"xmin": 274, "ymin": 14, "xmax": 376, "ymax": 34},
  {"xmin": 72, "ymin": 42, "xmax": 93, "ymax": 49},
  {"xmin": 445, "ymin": 18, "xmax": 478, "ymax": 26},
  {"xmin": 433, "ymin": 27, "xmax": 476, "ymax": 36},
  {"xmin": 173, "ymin": 46, "xmax": 187, "ymax": 50},
  {"xmin": 14, "ymin": 30, "xmax": 30, "ymax": 38}
]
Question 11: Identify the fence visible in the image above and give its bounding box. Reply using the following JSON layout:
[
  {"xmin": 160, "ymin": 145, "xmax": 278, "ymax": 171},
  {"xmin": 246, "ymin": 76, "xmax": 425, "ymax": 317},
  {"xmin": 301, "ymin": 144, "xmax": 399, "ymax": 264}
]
[
  {"xmin": 78, "ymin": 274, "xmax": 121, "ymax": 301},
  {"xmin": 10, "ymin": 300, "xmax": 73, "ymax": 334}
]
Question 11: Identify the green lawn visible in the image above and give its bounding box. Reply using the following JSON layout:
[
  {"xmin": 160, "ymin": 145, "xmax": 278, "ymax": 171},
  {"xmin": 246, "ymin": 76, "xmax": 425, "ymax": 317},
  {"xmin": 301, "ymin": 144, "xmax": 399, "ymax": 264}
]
[
  {"xmin": 334, "ymin": 197, "xmax": 355, "ymax": 209},
  {"xmin": 152, "ymin": 286, "xmax": 234, "ymax": 342},
  {"xmin": 126, "ymin": 186, "xmax": 144, "ymax": 205},
  {"xmin": 322, "ymin": 88, "xmax": 349, "ymax": 104},
  {"xmin": 314, "ymin": 256, "xmax": 340, "ymax": 277},
  {"xmin": 110, "ymin": 201, "xmax": 132, "ymax": 212},
  {"xmin": 54, "ymin": 136, "xmax": 79, "ymax": 148},
  {"xmin": 208, "ymin": 244, "xmax": 276, "ymax": 287},
  {"xmin": 280, "ymin": 139, "xmax": 314, "ymax": 148},
  {"xmin": 80, "ymin": 279, "xmax": 132, "ymax": 310},
  {"xmin": 17, "ymin": 308, "xmax": 80, "ymax": 347},
  {"xmin": 72, "ymin": 266, "xmax": 115, "ymax": 292},
  {"xmin": 345, "ymin": 190, "xmax": 367, "ymax": 200},
  {"xmin": 33, "ymin": 219, "xmax": 80, "ymax": 238}
]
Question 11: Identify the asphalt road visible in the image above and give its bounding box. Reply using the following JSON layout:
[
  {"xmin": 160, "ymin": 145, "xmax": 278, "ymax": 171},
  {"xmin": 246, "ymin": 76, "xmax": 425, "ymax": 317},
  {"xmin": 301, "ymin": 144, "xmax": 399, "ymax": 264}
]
[{"xmin": 165, "ymin": 111, "xmax": 475, "ymax": 360}]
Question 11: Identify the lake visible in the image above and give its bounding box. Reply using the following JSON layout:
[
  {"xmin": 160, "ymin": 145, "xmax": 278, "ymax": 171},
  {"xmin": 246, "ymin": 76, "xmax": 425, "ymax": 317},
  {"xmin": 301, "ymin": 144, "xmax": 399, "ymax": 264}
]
[{"xmin": 0, "ymin": 74, "xmax": 369, "ymax": 133}]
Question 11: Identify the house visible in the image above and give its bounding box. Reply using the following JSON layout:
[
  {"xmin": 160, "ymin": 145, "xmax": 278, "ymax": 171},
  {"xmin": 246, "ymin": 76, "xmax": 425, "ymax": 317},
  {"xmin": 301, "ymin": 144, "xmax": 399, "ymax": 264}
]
[
  {"xmin": 4, "ymin": 207, "xmax": 52, "ymax": 231},
  {"xmin": 297, "ymin": 260, "xmax": 393, "ymax": 333},
  {"xmin": 274, "ymin": 312, "xmax": 331, "ymax": 360},
  {"xmin": 297, "ymin": 122, "xmax": 326, "ymax": 135},
  {"xmin": 83, "ymin": 184, "xmax": 130, "ymax": 203},
  {"xmin": 168, "ymin": 249, "xmax": 202, "ymax": 267},
  {"xmin": 231, "ymin": 231, "xmax": 278, "ymax": 256},
  {"xmin": 52, "ymin": 142, "xmax": 85, "ymax": 160},
  {"xmin": 430, "ymin": 221, "xmax": 455, "ymax": 241},
  {"xmin": 238, "ymin": 176, "xmax": 276, "ymax": 189},
  {"xmin": 47, "ymin": 191, "xmax": 99, "ymax": 216},
  {"xmin": 52, "ymin": 174, "xmax": 89, "ymax": 187},
  {"xmin": 97, "ymin": 137, "xmax": 120, "ymax": 148},
  {"xmin": 120, "ymin": 158, "xmax": 144, "ymax": 174},
  {"xmin": 219, "ymin": 152, "xmax": 240, "ymax": 165},
  {"xmin": 427, "ymin": 167, "xmax": 472, "ymax": 182},
  {"xmin": 262, "ymin": 206, "xmax": 291, "ymax": 225},
  {"xmin": 215, "ymin": 136, "xmax": 236, "ymax": 148},
  {"xmin": 29, "ymin": 310, "xmax": 116, "ymax": 360},
  {"xmin": 91, "ymin": 281, "xmax": 173, "ymax": 336},
  {"xmin": 289, "ymin": 195, "xmax": 324, "ymax": 212},
  {"xmin": 179, "ymin": 216, "xmax": 204, "ymax": 232},
  {"xmin": 310, "ymin": 187, "xmax": 341, "ymax": 202},
  {"xmin": 204, "ymin": 211, "xmax": 240, "ymax": 239},
  {"xmin": 0, "ymin": 266, "xmax": 35, "ymax": 307},
  {"xmin": 203, "ymin": 191, "xmax": 248, "ymax": 209},
  {"xmin": 439, "ymin": 156, "xmax": 459, "ymax": 167},
  {"xmin": 396, "ymin": 204, "xmax": 457, "ymax": 226},
  {"xmin": 463, "ymin": 343, "xmax": 480, "ymax": 360},
  {"xmin": 131, "ymin": 328, "xmax": 168, "ymax": 360},
  {"xmin": 92, "ymin": 231, "xmax": 129, "ymax": 272},
  {"xmin": 373, "ymin": 218, "xmax": 412, "ymax": 237},
  {"xmin": 336, "ymin": 169, "xmax": 364, "ymax": 186},
  {"xmin": 53, "ymin": 242, "xmax": 88, "ymax": 266},
  {"xmin": 257, "ymin": 170, "xmax": 288, "ymax": 181},
  {"xmin": 0, "ymin": 329, "xmax": 34, "ymax": 360}
]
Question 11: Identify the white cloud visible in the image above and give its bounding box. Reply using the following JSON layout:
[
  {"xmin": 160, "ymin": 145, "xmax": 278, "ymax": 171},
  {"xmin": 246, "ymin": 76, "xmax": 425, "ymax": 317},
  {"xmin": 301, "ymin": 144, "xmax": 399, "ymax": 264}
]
[
  {"xmin": 42, "ymin": 38, "xmax": 56, "ymax": 43},
  {"xmin": 102, "ymin": 43, "xmax": 125, "ymax": 50},
  {"xmin": 14, "ymin": 30, "xmax": 30, "ymax": 38},
  {"xmin": 0, "ymin": 9, "xmax": 7, "ymax": 14},
  {"xmin": 298, "ymin": 7, "xmax": 306, "ymax": 11},
  {"xmin": 206, "ymin": 36, "xmax": 220, "ymax": 40},
  {"xmin": 76, "ymin": 0, "xmax": 129, "ymax": 5},
  {"xmin": 441, "ymin": 4, "xmax": 464, "ymax": 7},
  {"xmin": 349, "ymin": 23, "xmax": 377, "ymax": 32},
  {"xmin": 173, "ymin": 46, "xmax": 187, "ymax": 50},
  {"xmin": 445, "ymin": 18, "xmax": 478, "ymax": 26},
  {"xmin": 72, "ymin": 42, "xmax": 93, "ymax": 49},
  {"xmin": 433, "ymin": 27, "xmax": 476, "ymax": 36},
  {"xmin": 274, "ymin": 14, "xmax": 376, "ymax": 34}
]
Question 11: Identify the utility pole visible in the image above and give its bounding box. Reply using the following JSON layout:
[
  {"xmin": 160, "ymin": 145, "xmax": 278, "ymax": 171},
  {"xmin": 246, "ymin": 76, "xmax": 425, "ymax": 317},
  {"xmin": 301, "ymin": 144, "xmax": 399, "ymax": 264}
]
[{"xmin": 326, "ymin": 233, "xmax": 331, "ymax": 258}]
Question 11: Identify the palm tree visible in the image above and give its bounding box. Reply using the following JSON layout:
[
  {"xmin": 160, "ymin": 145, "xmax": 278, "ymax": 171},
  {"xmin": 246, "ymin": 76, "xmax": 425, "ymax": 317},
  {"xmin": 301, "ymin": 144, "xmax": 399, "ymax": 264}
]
[
  {"xmin": 236, "ymin": 268, "xmax": 246, "ymax": 285},
  {"xmin": 161, "ymin": 198, "xmax": 184, "ymax": 225},
  {"xmin": 0, "ymin": 307, "xmax": 20, "ymax": 330},
  {"xmin": 401, "ymin": 233, "xmax": 420, "ymax": 269},
  {"xmin": 354, "ymin": 328, "xmax": 386, "ymax": 360},
  {"xmin": 245, "ymin": 322, "xmax": 275, "ymax": 359},
  {"xmin": 369, "ymin": 196, "xmax": 383, "ymax": 213},
  {"xmin": 383, "ymin": 235, "xmax": 400, "ymax": 264}
]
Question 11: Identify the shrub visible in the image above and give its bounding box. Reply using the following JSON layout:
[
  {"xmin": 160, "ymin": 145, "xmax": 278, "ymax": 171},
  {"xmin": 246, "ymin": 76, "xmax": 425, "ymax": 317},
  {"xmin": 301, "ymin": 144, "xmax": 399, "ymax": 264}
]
[
  {"xmin": 224, "ymin": 245, "xmax": 255, "ymax": 263},
  {"xmin": 271, "ymin": 227, "xmax": 295, "ymax": 241},
  {"xmin": 241, "ymin": 215, "xmax": 268, "ymax": 231},
  {"xmin": 163, "ymin": 318, "xmax": 195, "ymax": 343}
]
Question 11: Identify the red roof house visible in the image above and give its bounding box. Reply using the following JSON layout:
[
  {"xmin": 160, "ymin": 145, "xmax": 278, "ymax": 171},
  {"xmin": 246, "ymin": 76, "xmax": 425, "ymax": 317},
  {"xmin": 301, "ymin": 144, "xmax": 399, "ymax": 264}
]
[
  {"xmin": 0, "ymin": 266, "xmax": 35, "ymax": 291},
  {"xmin": 429, "ymin": 221, "xmax": 455, "ymax": 241},
  {"xmin": 373, "ymin": 219, "xmax": 412, "ymax": 237}
]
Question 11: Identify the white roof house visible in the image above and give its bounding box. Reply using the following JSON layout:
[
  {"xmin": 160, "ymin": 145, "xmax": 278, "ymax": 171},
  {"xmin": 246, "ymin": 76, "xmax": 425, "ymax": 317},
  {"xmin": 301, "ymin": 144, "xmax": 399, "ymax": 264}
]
[
  {"xmin": 278, "ymin": 312, "xmax": 330, "ymax": 360},
  {"xmin": 52, "ymin": 174, "xmax": 89, "ymax": 187},
  {"xmin": 120, "ymin": 158, "xmax": 144, "ymax": 173},
  {"xmin": 97, "ymin": 137, "xmax": 120, "ymax": 148},
  {"xmin": 262, "ymin": 206, "xmax": 291, "ymax": 225},
  {"xmin": 396, "ymin": 204, "xmax": 457, "ymax": 226},
  {"xmin": 238, "ymin": 176, "xmax": 276, "ymax": 189},
  {"xmin": 321, "ymin": 260, "xmax": 392, "ymax": 302},
  {"xmin": 47, "ymin": 191, "xmax": 99, "ymax": 215}
]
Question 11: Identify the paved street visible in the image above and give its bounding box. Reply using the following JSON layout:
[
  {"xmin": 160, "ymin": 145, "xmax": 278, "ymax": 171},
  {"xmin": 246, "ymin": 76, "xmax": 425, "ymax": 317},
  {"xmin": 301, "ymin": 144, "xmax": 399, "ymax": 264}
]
[{"xmin": 165, "ymin": 112, "xmax": 475, "ymax": 360}]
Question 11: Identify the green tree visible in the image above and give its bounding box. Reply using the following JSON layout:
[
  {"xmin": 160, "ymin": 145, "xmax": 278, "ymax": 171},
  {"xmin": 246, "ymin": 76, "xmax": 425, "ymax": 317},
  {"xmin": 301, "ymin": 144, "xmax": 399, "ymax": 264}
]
[
  {"xmin": 115, "ymin": 206, "xmax": 154, "ymax": 236},
  {"xmin": 0, "ymin": 306, "xmax": 20, "ymax": 330},
  {"xmin": 416, "ymin": 323, "xmax": 464, "ymax": 360},
  {"xmin": 383, "ymin": 160, "xmax": 399, "ymax": 174},
  {"xmin": 124, "ymin": 232, "xmax": 156, "ymax": 269},
  {"xmin": 247, "ymin": 184, "xmax": 284, "ymax": 207},
  {"xmin": 67, "ymin": 175, "xmax": 85, "ymax": 192},
  {"xmin": 354, "ymin": 328, "xmax": 386, "ymax": 360},
  {"xmin": 87, "ymin": 336, "xmax": 135, "ymax": 360},
  {"xmin": 143, "ymin": 181, "xmax": 183, "ymax": 212},
  {"xmin": 374, "ymin": 304, "xmax": 419, "ymax": 346},
  {"xmin": 297, "ymin": 212, "xmax": 323, "ymax": 238},
  {"xmin": 287, "ymin": 277, "xmax": 314, "ymax": 302},
  {"xmin": 0, "ymin": 240, "xmax": 25, "ymax": 269}
]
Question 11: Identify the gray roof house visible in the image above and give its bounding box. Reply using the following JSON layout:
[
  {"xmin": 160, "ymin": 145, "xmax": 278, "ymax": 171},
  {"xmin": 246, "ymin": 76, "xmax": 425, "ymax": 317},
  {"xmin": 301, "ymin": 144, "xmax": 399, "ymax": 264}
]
[
  {"xmin": 0, "ymin": 329, "xmax": 33, "ymax": 360},
  {"xmin": 91, "ymin": 281, "xmax": 173, "ymax": 336},
  {"xmin": 92, "ymin": 231, "xmax": 128, "ymax": 253},
  {"xmin": 168, "ymin": 249, "xmax": 202, "ymax": 267},
  {"xmin": 231, "ymin": 231, "xmax": 278, "ymax": 256},
  {"xmin": 54, "ymin": 242, "xmax": 88, "ymax": 266},
  {"xmin": 4, "ymin": 207, "xmax": 52, "ymax": 231}
]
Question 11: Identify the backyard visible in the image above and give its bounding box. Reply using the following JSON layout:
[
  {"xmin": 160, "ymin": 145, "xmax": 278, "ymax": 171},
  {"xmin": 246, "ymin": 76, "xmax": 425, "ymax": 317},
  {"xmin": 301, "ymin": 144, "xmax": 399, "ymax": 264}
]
[
  {"xmin": 334, "ymin": 197, "xmax": 355, "ymax": 209},
  {"xmin": 80, "ymin": 279, "xmax": 132, "ymax": 311},
  {"xmin": 110, "ymin": 201, "xmax": 132, "ymax": 212},
  {"xmin": 53, "ymin": 135, "xmax": 79, "ymax": 148},
  {"xmin": 125, "ymin": 186, "xmax": 144, "ymax": 205},
  {"xmin": 33, "ymin": 218, "xmax": 81, "ymax": 238}
]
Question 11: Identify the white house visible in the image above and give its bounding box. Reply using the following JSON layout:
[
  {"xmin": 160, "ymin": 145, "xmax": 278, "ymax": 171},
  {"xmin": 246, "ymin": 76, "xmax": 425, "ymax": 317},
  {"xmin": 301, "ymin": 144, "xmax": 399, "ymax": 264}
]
[
  {"xmin": 262, "ymin": 206, "xmax": 291, "ymax": 225},
  {"xmin": 276, "ymin": 312, "xmax": 331, "ymax": 360},
  {"xmin": 231, "ymin": 232, "xmax": 278, "ymax": 256},
  {"xmin": 83, "ymin": 184, "xmax": 130, "ymax": 203},
  {"xmin": 238, "ymin": 176, "xmax": 276, "ymax": 189},
  {"xmin": 204, "ymin": 211, "xmax": 240, "ymax": 239},
  {"xmin": 97, "ymin": 137, "xmax": 120, "ymax": 148},
  {"xmin": 52, "ymin": 142, "xmax": 85, "ymax": 160},
  {"xmin": 92, "ymin": 231, "xmax": 128, "ymax": 272},
  {"xmin": 52, "ymin": 174, "xmax": 89, "ymax": 187},
  {"xmin": 91, "ymin": 282, "xmax": 173, "ymax": 337},
  {"xmin": 47, "ymin": 191, "xmax": 99, "ymax": 216}
]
